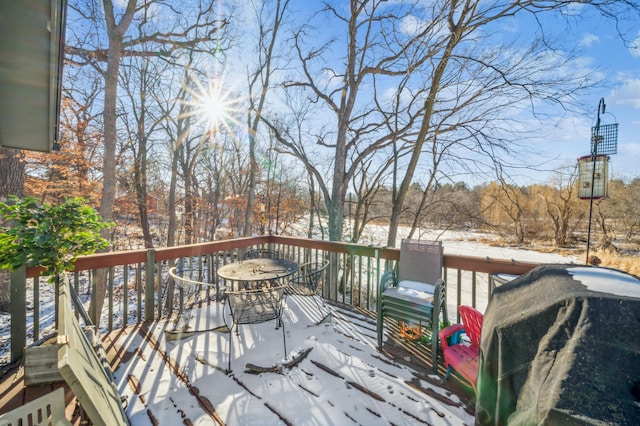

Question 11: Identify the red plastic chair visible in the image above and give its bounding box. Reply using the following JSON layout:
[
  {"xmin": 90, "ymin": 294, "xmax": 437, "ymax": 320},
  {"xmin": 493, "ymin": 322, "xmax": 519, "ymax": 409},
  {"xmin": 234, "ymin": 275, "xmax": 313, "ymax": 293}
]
[{"xmin": 439, "ymin": 305, "xmax": 483, "ymax": 393}]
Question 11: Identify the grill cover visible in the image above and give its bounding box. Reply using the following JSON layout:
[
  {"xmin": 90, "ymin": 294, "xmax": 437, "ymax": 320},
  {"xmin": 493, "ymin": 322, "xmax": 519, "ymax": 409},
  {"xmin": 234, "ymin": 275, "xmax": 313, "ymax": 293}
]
[{"xmin": 475, "ymin": 264, "xmax": 640, "ymax": 425}]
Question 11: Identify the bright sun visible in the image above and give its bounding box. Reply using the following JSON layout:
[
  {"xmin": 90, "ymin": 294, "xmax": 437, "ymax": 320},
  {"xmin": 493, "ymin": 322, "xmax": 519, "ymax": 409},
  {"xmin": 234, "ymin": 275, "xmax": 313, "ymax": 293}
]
[
  {"xmin": 185, "ymin": 73, "xmax": 241, "ymax": 138},
  {"xmin": 202, "ymin": 93, "xmax": 225, "ymax": 125}
]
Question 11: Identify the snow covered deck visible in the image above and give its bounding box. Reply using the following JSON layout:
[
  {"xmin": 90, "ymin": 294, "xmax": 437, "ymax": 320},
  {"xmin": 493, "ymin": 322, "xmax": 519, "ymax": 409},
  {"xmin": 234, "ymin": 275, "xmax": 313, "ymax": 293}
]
[{"xmin": 1, "ymin": 294, "xmax": 476, "ymax": 425}]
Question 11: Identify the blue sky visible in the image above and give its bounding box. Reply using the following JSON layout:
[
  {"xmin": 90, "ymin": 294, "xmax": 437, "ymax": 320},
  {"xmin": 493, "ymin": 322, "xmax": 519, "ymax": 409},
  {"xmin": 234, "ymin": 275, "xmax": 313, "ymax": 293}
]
[
  {"xmin": 209, "ymin": 1, "xmax": 640, "ymax": 185},
  {"xmin": 530, "ymin": 8, "xmax": 640, "ymax": 183},
  {"xmin": 279, "ymin": 1, "xmax": 640, "ymax": 184}
]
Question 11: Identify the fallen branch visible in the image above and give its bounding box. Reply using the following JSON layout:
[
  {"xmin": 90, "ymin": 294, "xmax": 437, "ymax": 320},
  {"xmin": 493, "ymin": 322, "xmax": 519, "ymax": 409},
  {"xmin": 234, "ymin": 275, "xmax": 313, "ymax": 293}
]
[
  {"xmin": 244, "ymin": 363, "xmax": 282, "ymax": 374},
  {"xmin": 195, "ymin": 354, "xmax": 228, "ymax": 374},
  {"xmin": 165, "ymin": 324, "xmax": 230, "ymax": 341},
  {"xmin": 245, "ymin": 347, "xmax": 313, "ymax": 374},
  {"xmin": 283, "ymin": 347, "xmax": 313, "ymax": 369}
]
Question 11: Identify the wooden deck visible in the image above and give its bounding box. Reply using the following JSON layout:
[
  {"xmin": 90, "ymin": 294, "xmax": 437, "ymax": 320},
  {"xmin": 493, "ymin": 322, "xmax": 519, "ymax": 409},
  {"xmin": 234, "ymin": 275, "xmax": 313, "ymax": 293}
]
[
  {"xmin": 1, "ymin": 296, "xmax": 476, "ymax": 425},
  {"xmin": 0, "ymin": 325, "xmax": 136, "ymax": 425}
]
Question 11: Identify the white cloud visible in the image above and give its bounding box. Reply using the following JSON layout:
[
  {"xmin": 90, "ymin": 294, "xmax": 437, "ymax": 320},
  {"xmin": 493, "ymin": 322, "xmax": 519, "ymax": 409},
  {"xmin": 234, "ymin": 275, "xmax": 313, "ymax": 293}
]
[
  {"xmin": 400, "ymin": 15, "xmax": 425, "ymax": 36},
  {"xmin": 563, "ymin": 2, "xmax": 585, "ymax": 16},
  {"xmin": 610, "ymin": 78, "xmax": 640, "ymax": 109},
  {"xmin": 400, "ymin": 14, "xmax": 448, "ymax": 41},
  {"xmin": 579, "ymin": 33, "xmax": 600, "ymax": 48}
]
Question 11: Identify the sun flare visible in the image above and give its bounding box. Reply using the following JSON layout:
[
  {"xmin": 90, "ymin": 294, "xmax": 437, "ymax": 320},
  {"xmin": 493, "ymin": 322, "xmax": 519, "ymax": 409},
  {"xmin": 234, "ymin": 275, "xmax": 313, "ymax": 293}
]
[
  {"xmin": 183, "ymin": 73, "xmax": 242, "ymax": 139},
  {"xmin": 202, "ymin": 92, "xmax": 225, "ymax": 125}
]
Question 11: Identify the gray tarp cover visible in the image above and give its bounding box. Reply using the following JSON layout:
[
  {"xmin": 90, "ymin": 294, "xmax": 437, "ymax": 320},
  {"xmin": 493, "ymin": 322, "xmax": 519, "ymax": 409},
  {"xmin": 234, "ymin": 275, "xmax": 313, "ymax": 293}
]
[{"xmin": 475, "ymin": 264, "xmax": 640, "ymax": 425}]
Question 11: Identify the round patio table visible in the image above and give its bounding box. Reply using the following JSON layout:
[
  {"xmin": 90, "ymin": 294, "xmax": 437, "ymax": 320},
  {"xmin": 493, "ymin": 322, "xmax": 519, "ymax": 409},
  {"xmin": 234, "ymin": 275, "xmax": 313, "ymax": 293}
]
[{"xmin": 217, "ymin": 258, "xmax": 298, "ymax": 290}]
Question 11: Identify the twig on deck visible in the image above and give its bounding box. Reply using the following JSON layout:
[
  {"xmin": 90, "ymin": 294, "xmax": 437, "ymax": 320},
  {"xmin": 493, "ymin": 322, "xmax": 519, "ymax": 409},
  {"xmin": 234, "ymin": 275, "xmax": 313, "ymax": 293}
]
[
  {"xmin": 195, "ymin": 354, "xmax": 229, "ymax": 373},
  {"xmin": 244, "ymin": 347, "xmax": 313, "ymax": 374},
  {"xmin": 165, "ymin": 324, "xmax": 230, "ymax": 341}
]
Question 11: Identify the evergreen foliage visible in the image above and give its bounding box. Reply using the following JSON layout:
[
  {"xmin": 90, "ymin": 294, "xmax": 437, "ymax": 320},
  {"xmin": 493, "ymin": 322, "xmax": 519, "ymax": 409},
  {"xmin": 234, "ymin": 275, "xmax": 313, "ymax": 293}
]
[{"xmin": 0, "ymin": 196, "xmax": 111, "ymax": 281}]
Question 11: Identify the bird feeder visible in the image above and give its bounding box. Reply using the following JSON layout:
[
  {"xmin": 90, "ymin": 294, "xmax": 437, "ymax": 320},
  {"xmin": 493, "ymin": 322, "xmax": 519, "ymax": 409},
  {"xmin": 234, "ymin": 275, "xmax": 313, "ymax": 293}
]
[{"xmin": 577, "ymin": 154, "xmax": 609, "ymax": 200}]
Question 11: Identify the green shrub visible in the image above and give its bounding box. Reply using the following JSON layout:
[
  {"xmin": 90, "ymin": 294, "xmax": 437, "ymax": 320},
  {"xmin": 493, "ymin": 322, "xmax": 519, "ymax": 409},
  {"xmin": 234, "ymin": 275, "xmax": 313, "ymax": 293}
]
[{"xmin": 0, "ymin": 196, "xmax": 111, "ymax": 281}]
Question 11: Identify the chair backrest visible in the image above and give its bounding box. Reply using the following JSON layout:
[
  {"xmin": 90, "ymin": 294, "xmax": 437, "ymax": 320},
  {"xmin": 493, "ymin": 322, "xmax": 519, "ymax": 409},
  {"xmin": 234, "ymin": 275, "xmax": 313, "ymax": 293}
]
[
  {"xmin": 243, "ymin": 248, "xmax": 280, "ymax": 259},
  {"xmin": 169, "ymin": 267, "xmax": 200, "ymax": 292},
  {"xmin": 459, "ymin": 305, "xmax": 483, "ymax": 347},
  {"xmin": 227, "ymin": 285, "xmax": 286, "ymax": 325},
  {"xmin": 57, "ymin": 276, "xmax": 129, "ymax": 426},
  {"xmin": 299, "ymin": 260, "xmax": 329, "ymax": 289},
  {"xmin": 397, "ymin": 239, "xmax": 443, "ymax": 284},
  {"xmin": 0, "ymin": 387, "xmax": 71, "ymax": 426}
]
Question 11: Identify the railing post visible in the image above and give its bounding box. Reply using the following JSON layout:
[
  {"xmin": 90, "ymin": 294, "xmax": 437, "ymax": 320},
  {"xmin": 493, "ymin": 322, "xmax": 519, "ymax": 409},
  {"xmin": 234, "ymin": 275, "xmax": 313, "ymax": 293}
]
[
  {"xmin": 326, "ymin": 252, "xmax": 339, "ymax": 300},
  {"xmin": 10, "ymin": 265, "xmax": 27, "ymax": 363},
  {"xmin": 456, "ymin": 269, "xmax": 462, "ymax": 322},
  {"xmin": 145, "ymin": 249, "xmax": 155, "ymax": 322},
  {"xmin": 471, "ymin": 271, "xmax": 477, "ymax": 308},
  {"xmin": 33, "ymin": 277, "xmax": 40, "ymax": 341},
  {"xmin": 108, "ymin": 267, "xmax": 114, "ymax": 331},
  {"xmin": 122, "ymin": 266, "xmax": 128, "ymax": 326}
]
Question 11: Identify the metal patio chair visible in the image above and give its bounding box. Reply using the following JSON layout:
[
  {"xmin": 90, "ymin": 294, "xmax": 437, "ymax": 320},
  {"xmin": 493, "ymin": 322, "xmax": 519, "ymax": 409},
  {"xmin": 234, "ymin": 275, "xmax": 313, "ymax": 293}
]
[
  {"xmin": 168, "ymin": 266, "xmax": 223, "ymax": 334},
  {"xmin": 377, "ymin": 239, "xmax": 447, "ymax": 370},
  {"xmin": 223, "ymin": 284, "xmax": 288, "ymax": 373},
  {"xmin": 287, "ymin": 259, "xmax": 329, "ymax": 302},
  {"xmin": 243, "ymin": 248, "xmax": 280, "ymax": 260}
]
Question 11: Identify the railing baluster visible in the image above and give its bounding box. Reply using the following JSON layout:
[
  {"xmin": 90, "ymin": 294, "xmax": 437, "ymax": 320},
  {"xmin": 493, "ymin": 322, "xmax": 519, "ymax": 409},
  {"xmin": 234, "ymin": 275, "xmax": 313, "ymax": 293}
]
[
  {"xmin": 156, "ymin": 260, "xmax": 162, "ymax": 320},
  {"xmin": 456, "ymin": 269, "xmax": 462, "ymax": 323},
  {"xmin": 90, "ymin": 270, "xmax": 97, "ymax": 325},
  {"xmin": 108, "ymin": 266, "xmax": 114, "ymax": 331},
  {"xmin": 136, "ymin": 264, "xmax": 142, "ymax": 322},
  {"xmin": 10, "ymin": 266, "xmax": 27, "ymax": 362},
  {"xmin": 145, "ymin": 250, "xmax": 155, "ymax": 322},
  {"xmin": 8, "ymin": 235, "xmax": 539, "ymax": 364},
  {"xmin": 340, "ymin": 252, "xmax": 346, "ymax": 304},
  {"xmin": 123, "ymin": 265, "xmax": 128, "ymax": 327},
  {"xmin": 471, "ymin": 271, "xmax": 477, "ymax": 308},
  {"xmin": 33, "ymin": 277, "xmax": 39, "ymax": 342},
  {"xmin": 73, "ymin": 271, "xmax": 80, "ymax": 321},
  {"xmin": 443, "ymin": 266, "xmax": 449, "ymax": 319}
]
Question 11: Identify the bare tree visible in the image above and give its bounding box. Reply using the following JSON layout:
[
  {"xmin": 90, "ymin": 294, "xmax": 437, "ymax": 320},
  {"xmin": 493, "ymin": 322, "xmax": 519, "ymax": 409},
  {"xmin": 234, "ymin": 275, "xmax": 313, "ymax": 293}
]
[
  {"xmin": 119, "ymin": 56, "xmax": 168, "ymax": 248},
  {"xmin": 615, "ymin": 178, "xmax": 640, "ymax": 243},
  {"xmin": 243, "ymin": 0, "xmax": 290, "ymax": 237},
  {"xmin": 158, "ymin": 58, "xmax": 207, "ymax": 247},
  {"xmin": 283, "ymin": 1, "xmax": 429, "ymax": 242},
  {"xmin": 263, "ymin": 87, "xmax": 332, "ymax": 235},
  {"xmin": 66, "ymin": 0, "xmax": 229, "ymax": 320},
  {"xmin": 481, "ymin": 180, "xmax": 531, "ymax": 244},
  {"xmin": 537, "ymin": 168, "xmax": 584, "ymax": 247},
  {"xmin": 384, "ymin": 0, "xmax": 639, "ymax": 247},
  {"xmin": 275, "ymin": 0, "xmax": 638, "ymax": 245}
]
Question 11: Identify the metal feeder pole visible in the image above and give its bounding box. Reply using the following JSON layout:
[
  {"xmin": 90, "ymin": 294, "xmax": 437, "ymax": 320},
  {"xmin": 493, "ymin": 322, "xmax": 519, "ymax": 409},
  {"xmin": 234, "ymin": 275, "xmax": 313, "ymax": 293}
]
[{"xmin": 585, "ymin": 98, "xmax": 605, "ymax": 265}]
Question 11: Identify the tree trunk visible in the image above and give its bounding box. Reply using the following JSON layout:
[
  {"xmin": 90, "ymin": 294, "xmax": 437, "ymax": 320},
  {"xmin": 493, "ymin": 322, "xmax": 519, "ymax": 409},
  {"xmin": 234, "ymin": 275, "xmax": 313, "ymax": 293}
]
[
  {"xmin": 329, "ymin": 113, "xmax": 349, "ymax": 242},
  {"xmin": 0, "ymin": 147, "xmax": 25, "ymax": 200},
  {"xmin": 0, "ymin": 147, "xmax": 25, "ymax": 311},
  {"xmin": 164, "ymin": 138, "xmax": 181, "ymax": 311},
  {"xmin": 134, "ymin": 71, "xmax": 153, "ymax": 248},
  {"xmin": 90, "ymin": 0, "xmax": 136, "ymax": 324},
  {"xmin": 244, "ymin": 126, "xmax": 256, "ymax": 237},
  {"xmin": 387, "ymin": 4, "xmax": 467, "ymax": 248}
]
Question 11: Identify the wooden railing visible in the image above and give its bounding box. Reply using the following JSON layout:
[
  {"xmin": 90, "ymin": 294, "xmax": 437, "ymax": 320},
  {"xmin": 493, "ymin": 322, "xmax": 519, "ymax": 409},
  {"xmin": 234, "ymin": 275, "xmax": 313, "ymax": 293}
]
[{"xmin": 5, "ymin": 235, "xmax": 539, "ymax": 364}]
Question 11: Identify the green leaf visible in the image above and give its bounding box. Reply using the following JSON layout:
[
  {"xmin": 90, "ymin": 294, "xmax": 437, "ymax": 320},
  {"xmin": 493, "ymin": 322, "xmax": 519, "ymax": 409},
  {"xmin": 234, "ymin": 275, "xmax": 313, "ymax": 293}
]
[{"xmin": 0, "ymin": 196, "xmax": 112, "ymax": 279}]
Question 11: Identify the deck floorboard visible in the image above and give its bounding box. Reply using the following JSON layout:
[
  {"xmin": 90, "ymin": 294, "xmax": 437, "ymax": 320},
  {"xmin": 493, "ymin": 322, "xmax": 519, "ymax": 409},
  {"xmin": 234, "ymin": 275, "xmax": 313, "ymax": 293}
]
[{"xmin": 1, "ymin": 296, "xmax": 476, "ymax": 424}]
